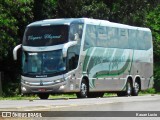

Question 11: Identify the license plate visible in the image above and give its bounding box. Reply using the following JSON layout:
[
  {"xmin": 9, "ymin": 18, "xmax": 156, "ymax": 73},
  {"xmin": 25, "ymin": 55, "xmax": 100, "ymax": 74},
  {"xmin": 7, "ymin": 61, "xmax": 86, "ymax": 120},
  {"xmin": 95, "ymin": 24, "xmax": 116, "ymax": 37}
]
[{"xmin": 38, "ymin": 88, "xmax": 46, "ymax": 92}]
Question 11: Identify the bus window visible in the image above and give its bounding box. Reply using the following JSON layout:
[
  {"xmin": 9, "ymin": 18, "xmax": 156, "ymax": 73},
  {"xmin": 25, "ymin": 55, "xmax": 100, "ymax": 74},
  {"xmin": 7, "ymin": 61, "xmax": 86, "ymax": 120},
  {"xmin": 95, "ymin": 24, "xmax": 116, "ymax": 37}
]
[
  {"xmin": 84, "ymin": 25, "xmax": 97, "ymax": 50},
  {"xmin": 144, "ymin": 31, "xmax": 152, "ymax": 50},
  {"xmin": 23, "ymin": 25, "xmax": 69, "ymax": 47},
  {"xmin": 97, "ymin": 26, "xmax": 108, "ymax": 47},
  {"xmin": 69, "ymin": 23, "xmax": 84, "ymax": 41},
  {"xmin": 137, "ymin": 31, "xmax": 145, "ymax": 50},
  {"xmin": 128, "ymin": 29, "xmax": 137, "ymax": 49},
  {"xmin": 107, "ymin": 27, "xmax": 118, "ymax": 48},
  {"xmin": 119, "ymin": 28, "xmax": 129, "ymax": 49},
  {"xmin": 67, "ymin": 45, "xmax": 80, "ymax": 71}
]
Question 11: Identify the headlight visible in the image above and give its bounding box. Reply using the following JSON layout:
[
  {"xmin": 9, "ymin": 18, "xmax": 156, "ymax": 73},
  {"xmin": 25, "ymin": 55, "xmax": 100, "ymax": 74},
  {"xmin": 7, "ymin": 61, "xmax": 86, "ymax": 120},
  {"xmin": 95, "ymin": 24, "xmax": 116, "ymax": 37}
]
[
  {"xmin": 21, "ymin": 79, "xmax": 29, "ymax": 85},
  {"xmin": 54, "ymin": 78, "xmax": 65, "ymax": 83}
]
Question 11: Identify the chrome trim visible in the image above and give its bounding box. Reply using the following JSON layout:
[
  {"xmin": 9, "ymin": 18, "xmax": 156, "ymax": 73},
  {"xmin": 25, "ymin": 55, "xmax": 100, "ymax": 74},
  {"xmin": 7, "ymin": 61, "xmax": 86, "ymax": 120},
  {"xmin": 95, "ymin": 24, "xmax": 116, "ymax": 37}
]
[
  {"xmin": 62, "ymin": 41, "xmax": 77, "ymax": 57},
  {"xmin": 22, "ymin": 44, "xmax": 64, "ymax": 52},
  {"xmin": 21, "ymin": 74, "xmax": 64, "ymax": 81}
]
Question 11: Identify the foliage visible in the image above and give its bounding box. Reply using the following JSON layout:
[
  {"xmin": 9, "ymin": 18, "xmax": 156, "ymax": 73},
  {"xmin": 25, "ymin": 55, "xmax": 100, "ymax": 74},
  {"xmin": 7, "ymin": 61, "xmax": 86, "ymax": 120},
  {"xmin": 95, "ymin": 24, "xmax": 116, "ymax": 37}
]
[
  {"xmin": 140, "ymin": 88, "xmax": 156, "ymax": 94},
  {"xmin": 145, "ymin": 5, "xmax": 160, "ymax": 92},
  {"xmin": 146, "ymin": 5, "xmax": 160, "ymax": 62},
  {"xmin": 105, "ymin": 0, "xmax": 157, "ymax": 26},
  {"xmin": 0, "ymin": 0, "xmax": 33, "ymax": 59},
  {"xmin": 0, "ymin": 0, "xmax": 34, "ymax": 96},
  {"xmin": 33, "ymin": 0, "xmax": 57, "ymax": 21},
  {"xmin": 154, "ymin": 64, "xmax": 160, "ymax": 92},
  {"xmin": 56, "ymin": 0, "xmax": 157, "ymax": 26}
]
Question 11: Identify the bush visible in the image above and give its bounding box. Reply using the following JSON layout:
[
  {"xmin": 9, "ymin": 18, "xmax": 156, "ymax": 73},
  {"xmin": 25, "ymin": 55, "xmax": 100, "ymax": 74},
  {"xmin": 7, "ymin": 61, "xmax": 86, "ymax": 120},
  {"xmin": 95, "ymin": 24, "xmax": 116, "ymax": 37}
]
[{"xmin": 153, "ymin": 63, "xmax": 160, "ymax": 92}]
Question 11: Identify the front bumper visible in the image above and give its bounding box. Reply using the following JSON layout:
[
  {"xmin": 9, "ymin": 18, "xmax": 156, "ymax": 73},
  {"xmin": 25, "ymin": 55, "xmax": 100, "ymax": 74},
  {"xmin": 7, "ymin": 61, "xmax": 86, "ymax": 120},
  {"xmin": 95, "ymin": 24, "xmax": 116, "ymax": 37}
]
[{"xmin": 21, "ymin": 81, "xmax": 69, "ymax": 94}]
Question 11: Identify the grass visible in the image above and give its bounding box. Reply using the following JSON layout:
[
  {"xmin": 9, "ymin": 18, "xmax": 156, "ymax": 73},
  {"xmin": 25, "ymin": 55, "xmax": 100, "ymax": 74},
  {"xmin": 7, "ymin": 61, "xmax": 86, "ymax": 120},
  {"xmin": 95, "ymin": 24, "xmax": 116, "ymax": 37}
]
[
  {"xmin": 139, "ymin": 88, "xmax": 156, "ymax": 95},
  {"xmin": 0, "ymin": 95, "xmax": 38, "ymax": 100},
  {"xmin": 0, "ymin": 94, "xmax": 77, "ymax": 100}
]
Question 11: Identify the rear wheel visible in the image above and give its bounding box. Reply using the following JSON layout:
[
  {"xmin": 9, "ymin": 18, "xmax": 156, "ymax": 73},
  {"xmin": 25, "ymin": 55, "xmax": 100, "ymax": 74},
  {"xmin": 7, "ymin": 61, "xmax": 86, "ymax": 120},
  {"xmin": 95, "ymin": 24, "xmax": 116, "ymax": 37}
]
[
  {"xmin": 117, "ymin": 80, "xmax": 132, "ymax": 97},
  {"xmin": 132, "ymin": 81, "xmax": 140, "ymax": 96},
  {"xmin": 76, "ymin": 79, "xmax": 88, "ymax": 98},
  {"xmin": 38, "ymin": 93, "xmax": 49, "ymax": 99}
]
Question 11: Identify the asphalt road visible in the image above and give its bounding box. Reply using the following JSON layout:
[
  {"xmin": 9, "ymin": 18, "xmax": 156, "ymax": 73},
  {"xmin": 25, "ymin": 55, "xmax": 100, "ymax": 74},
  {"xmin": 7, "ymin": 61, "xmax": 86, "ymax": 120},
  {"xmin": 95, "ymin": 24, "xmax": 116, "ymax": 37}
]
[{"xmin": 0, "ymin": 95, "xmax": 160, "ymax": 120}]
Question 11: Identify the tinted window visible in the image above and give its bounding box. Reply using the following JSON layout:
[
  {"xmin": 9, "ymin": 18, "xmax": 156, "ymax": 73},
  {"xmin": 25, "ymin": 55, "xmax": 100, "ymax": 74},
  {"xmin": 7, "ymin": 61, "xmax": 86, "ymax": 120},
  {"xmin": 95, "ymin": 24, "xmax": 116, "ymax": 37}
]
[
  {"xmin": 108, "ymin": 27, "xmax": 118, "ymax": 48},
  {"xmin": 69, "ymin": 23, "xmax": 84, "ymax": 41},
  {"xmin": 128, "ymin": 29, "xmax": 137, "ymax": 49},
  {"xmin": 119, "ymin": 29, "xmax": 129, "ymax": 49},
  {"xmin": 137, "ymin": 31, "xmax": 145, "ymax": 50},
  {"xmin": 97, "ymin": 26, "xmax": 108, "ymax": 47},
  {"xmin": 143, "ymin": 31, "xmax": 152, "ymax": 50},
  {"xmin": 23, "ymin": 25, "xmax": 69, "ymax": 46},
  {"xmin": 67, "ymin": 45, "xmax": 80, "ymax": 71},
  {"xmin": 84, "ymin": 25, "xmax": 97, "ymax": 50},
  {"xmin": 22, "ymin": 50, "xmax": 66, "ymax": 77}
]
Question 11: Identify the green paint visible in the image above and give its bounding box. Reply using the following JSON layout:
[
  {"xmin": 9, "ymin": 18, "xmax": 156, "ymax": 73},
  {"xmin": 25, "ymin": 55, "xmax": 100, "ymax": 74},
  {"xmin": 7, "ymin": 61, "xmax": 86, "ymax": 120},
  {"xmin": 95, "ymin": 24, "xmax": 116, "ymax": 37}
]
[
  {"xmin": 95, "ymin": 60, "xmax": 130, "ymax": 78},
  {"xmin": 83, "ymin": 48, "xmax": 93, "ymax": 71},
  {"xmin": 82, "ymin": 47, "xmax": 134, "ymax": 89},
  {"xmin": 129, "ymin": 49, "xmax": 134, "ymax": 74}
]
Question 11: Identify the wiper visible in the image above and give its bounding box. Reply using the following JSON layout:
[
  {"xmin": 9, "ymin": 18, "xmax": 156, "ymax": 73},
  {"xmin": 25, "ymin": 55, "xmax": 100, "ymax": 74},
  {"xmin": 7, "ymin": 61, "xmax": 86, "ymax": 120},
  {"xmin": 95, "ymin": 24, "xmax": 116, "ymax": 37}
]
[
  {"xmin": 43, "ymin": 70, "xmax": 59, "ymax": 74},
  {"xmin": 27, "ymin": 72, "xmax": 40, "ymax": 74}
]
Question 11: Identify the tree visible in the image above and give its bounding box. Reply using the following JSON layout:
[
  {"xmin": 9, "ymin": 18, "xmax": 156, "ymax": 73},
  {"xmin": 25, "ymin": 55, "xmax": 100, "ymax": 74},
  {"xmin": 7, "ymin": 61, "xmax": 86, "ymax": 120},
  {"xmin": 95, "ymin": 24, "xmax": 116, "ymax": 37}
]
[
  {"xmin": 146, "ymin": 5, "xmax": 160, "ymax": 62},
  {"xmin": 56, "ymin": 0, "xmax": 158, "ymax": 26},
  {"xmin": 56, "ymin": 0, "xmax": 110, "ymax": 19},
  {"xmin": 102, "ymin": 0, "xmax": 158, "ymax": 26},
  {"xmin": 145, "ymin": 5, "xmax": 160, "ymax": 92},
  {"xmin": 0, "ymin": 0, "xmax": 34, "ymax": 95},
  {"xmin": 33, "ymin": 0, "xmax": 57, "ymax": 21}
]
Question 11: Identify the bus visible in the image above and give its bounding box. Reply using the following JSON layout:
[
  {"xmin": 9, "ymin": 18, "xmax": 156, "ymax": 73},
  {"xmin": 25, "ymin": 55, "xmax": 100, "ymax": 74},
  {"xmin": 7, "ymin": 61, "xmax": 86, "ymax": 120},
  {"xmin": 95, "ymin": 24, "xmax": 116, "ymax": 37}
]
[{"xmin": 13, "ymin": 18, "xmax": 153, "ymax": 99}]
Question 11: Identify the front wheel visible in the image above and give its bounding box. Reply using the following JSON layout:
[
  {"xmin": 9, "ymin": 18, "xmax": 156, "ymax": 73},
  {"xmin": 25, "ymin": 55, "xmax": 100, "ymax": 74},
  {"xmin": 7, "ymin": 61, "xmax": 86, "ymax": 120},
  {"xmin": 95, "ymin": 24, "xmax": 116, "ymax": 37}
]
[
  {"xmin": 38, "ymin": 93, "xmax": 49, "ymax": 99},
  {"xmin": 76, "ymin": 80, "xmax": 88, "ymax": 98}
]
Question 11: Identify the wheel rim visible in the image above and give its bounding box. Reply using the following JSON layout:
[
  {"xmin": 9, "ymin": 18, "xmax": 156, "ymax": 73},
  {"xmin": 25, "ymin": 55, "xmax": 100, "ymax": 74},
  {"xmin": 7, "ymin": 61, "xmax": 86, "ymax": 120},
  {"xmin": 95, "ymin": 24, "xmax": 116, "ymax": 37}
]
[
  {"xmin": 81, "ymin": 83, "xmax": 87, "ymax": 96},
  {"xmin": 134, "ymin": 82, "xmax": 139, "ymax": 93},
  {"xmin": 127, "ymin": 82, "xmax": 132, "ymax": 96}
]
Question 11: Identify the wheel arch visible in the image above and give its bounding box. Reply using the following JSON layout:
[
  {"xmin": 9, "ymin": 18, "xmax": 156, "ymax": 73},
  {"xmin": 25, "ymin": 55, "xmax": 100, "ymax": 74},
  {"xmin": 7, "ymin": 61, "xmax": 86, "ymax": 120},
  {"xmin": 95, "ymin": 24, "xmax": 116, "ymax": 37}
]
[{"xmin": 127, "ymin": 76, "xmax": 133, "ymax": 87}]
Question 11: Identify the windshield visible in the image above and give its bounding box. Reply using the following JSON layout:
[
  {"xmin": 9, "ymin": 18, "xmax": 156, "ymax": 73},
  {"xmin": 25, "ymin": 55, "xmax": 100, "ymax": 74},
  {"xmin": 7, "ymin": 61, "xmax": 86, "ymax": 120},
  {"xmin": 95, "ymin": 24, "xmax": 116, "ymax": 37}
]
[
  {"xmin": 22, "ymin": 50, "xmax": 66, "ymax": 77},
  {"xmin": 23, "ymin": 25, "xmax": 69, "ymax": 46}
]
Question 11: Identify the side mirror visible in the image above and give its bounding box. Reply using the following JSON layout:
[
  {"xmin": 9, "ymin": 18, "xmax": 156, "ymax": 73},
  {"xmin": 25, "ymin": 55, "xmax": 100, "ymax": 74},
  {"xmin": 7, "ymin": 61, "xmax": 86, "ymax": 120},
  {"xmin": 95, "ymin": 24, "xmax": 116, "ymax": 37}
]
[
  {"xmin": 62, "ymin": 41, "xmax": 77, "ymax": 58},
  {"xmin": 13, "ymin": 44, "xmax": 22, "ymax": 60}
]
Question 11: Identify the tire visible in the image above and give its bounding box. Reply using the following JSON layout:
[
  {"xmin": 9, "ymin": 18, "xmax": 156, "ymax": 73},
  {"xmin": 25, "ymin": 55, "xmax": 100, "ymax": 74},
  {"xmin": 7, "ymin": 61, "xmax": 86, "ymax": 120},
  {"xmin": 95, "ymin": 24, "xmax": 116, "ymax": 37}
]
[
  {"xmin": 132, "ymin": 81, "xmax": 140, "ymax": 96},
  {"xmin": 117, "ymin": 80, "xmax": 132, "ymax": 97},
  {"xmin": 125, "ymin": 80, "xmax": 132, "ymax": 96},
  {"xmin": 38, "ymin": 93, "xmax": 49, "ymax": 99},
  {"xmin": 76, "ymin": 80, "xmax": 88, "ymax": 98}
]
